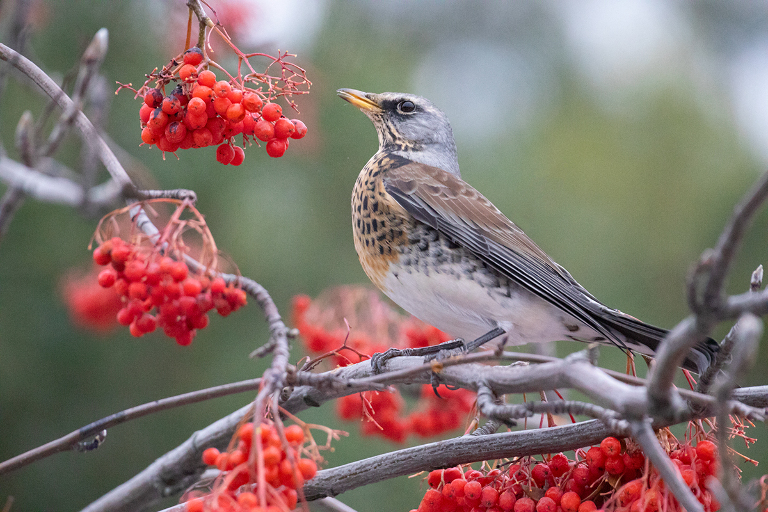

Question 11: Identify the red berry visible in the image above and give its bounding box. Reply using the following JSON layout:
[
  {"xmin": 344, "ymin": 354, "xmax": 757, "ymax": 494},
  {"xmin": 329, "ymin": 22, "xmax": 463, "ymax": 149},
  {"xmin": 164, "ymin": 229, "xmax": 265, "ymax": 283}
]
[
  {"xmin": 230, "ymin": 146, "xmax": 245, "ymax": 166},
  {"xmin": 262, "ymin": 102, "xmax": 282, "ymax": 122},
  {"xmin": 450, "ymin": 479, "xmax": 466, "ymax": 498},
  {"xmin": 226, "ymin": 102, "xmax": 245, "ymax": 123},
  {"xmin": 148, "ymin": 108, "xmax": 169, "ymax": 132},
  {"xmin": 192, "ymin": 128, "xmax": 213, "ymax": 147},
  {"xmin": 605, "ymin": 455, "xmax": 625, "ymax": 476},
  {"xmin": 136, "ymin": 313, "xmax": 156, "ymax": 333},
  {"xmin": 617, "ymin": 479, "xmax": 642, "ymax": 506},
  {"xmin": 242, "ymin": 92, "xmax": 263, "ymax": 112},
  {"xmin": 544, "ymin": 487, "xmax": 562, "ymax": 505},
  {"xmin": 116, "ymin": 307, "xmax": 135, "ymax": 326},
  {"xmin": 297, "ymin": 458, "xmax": 317, "ymax": 480},
  {"xmin": 162, "ymin": 96, "xmax": 181, "ymax": 115},
  {"xmin": 578, "ymin": 501, "xmax": 597, "ymax": 512},
  {"xmin": 514, "ymin": 497, "xmax": 535, "ymax": 512},
  {"xmin": 179, "ymin": 64, "xmax": 197, "ymax": 82},
  {"xmin": 93, "ymin": 246, "xmax": 111, "ymax": 265},
  {"xmin": 144, "ymin": 89, "xmax": 163, "ymax": 108},
  {"xmin": 253, "ymin": 119, "xmax": 275, "ymax": 141},
  {"xmin": 187, "ymin": 96, "xmax": 207, "ymax": 115},
  {"xmin": 139, "ymin": 103, "xmax": 153, "ymax": 124},
  {"xmin": 600, "ymin": 436, "xmax": 621, "ymax": 457},
  {"xmin": 216, "ymin": 143, "xmax": 235, "ymax": 165},
  {"xmin": 197, "ymin": 70, "xmax": 216, "ymax": 88},
  {"xmin": 427, "ymin": 469, "xmax": 443, "ymax": 489},
  {"xmin": 266, "ymin": 138, "xmax": 287, "ymax": 158},
  {"xmin": 213, "ymin": 80, "xmax": 231, "ymax": 98},
  {"xmin": 464, "ymin": 480, "xmax": 482, "ymax": 501},
  {"xmin": 531, "ymin": 463, "xmax": 553, "ymax": 488},
  {"xmin": 156, "ymin": 136, "xmax": 179, "ymax": 153},
  {"xmin": 183, "ymin": 47, "xmax": 203, "ymax": 66},
  {"xmin": 191, "ymin": 85, "xmax": 214, "ymax": 103},
  {"xmin": 164, "ymin": 122, "xmax": 187, "ymax": 144},
  {"xmin": 696, "ymin": 440, "xmax": 717, "ymax": 462},
  {"xmin": 537, "ymin": 497, "xmax": 557, "ymax": 512},
  {"xmin": 499, "ymin": 491, "xmax": 516, "ymax": 511},
  {"xmin": 212, "ymin": 96, "xmax": 231, "ymax": 116},
  {"xmin": 290, "ymin": 119, "xmax": 307, "ymax": 139},
  {"xmin": 570, "ymin": 465, "xmax": 590, "ymax": 487},
  {"xmin": 201, "ymin": 447, "xmax": 219, "ymax": 465},
  {"xmin": 274, "ymin": 118, "xmax": 295, "ymax": 139},
  {"xmin": 284, "ymin": 424, "xmax": 305, "ymax": 445},
  {"xmin": 623, "ymin": 450, "xmax": 645, "ymax": 470},
  {"xmin": 480, "ymin": 486, "xmax": 499, "ymax": 508},
  {"xmin": 169, "ymin": 261, "xmax": 189, "ymax": 282},
  {"xmin": 560, "ymin": 491, "xmax": 581, "ymax": 512},
  {"xmin": 97, "ymin": 268, "xmax": 117, "ymax": 288}
]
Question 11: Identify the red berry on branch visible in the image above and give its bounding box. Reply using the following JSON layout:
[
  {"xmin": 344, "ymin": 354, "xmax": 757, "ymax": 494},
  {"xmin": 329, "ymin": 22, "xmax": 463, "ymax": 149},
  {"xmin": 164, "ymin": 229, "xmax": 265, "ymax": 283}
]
[
  {"xmin": 560, "ymin": 491, "xmax": 581, "ymax": 512},
  {"xmin": 139, "ymin": 103, "xmax": 152, "ymax": 124},
  {"xmin": 144, "ymin": 89, "xmax": 163, "ymax": 108},
  {"xmin": 182, "ymin": 47, "xmax": 204, "ymax": 66},
  {"xmin": 165, "ymin": 122, "xmax": 187, "ymax": 144},
  {"xmin": 187, "ymin": 97, "xmax": 207, "ymax": 116},
  {"xmin": 197, "ymin": 70, "xmax": 216, "ymax": 88},
  {"xmin": 696, "ymin": 440, "xmax": 717, "ymax": 462},
  {"xmin": 242, "ymin": 92, "xmax": 263, "ymax": 113},
  {"xmin": 262, "ymin": 102, "xmax": 282, "ymax": 122},
  {"xmin": 253, "ymin": 119, "xmax": 275, "ymax": 141},
  {"xmin": 266, "ymin": 138, "xmax": 287, "ymax": 158},
  {"xmin": 481, "ymin": 486, "xmax": 499, "ymax": 508},
  {"xmin": 97, "ymin": 268, "xmax": 117, "ymax": 288},
  {"xmin": 290, "ymin": 119, "xmax": 308, "ymax": 139},
  {"xmin": 192, "ymin": 128, "xmax": 213, "ymax": 148},
  {"xmin": 179, "ymin": 64, "xmax": 197, "ymax": 82},
  {"xmin": 274, "ymin": 118, "xmax": 295, "ymax": 139},
  {"xmin": 230, "ymin": 146, "xmax": 245, "ymax": 166},
  {"xmin": 213, "ymin": 96, "xmax": 231, "ymax": 117},
  {"xmin": 600, "ymin": 437, "xmax": 621, "ymax": 457},
  {"xmin": 227, "ymin": 88, "xmax": 243, "ymax": 103},
  {"xmin": 514, "ymin": 497, "xmax": 536, "ymax": 512},
  {"xmin": 536, "ymin": 497, "xmax": 557, "ymax": 512},
  {"xmin": 213, "ymin": 80, "xmax": 232, "ymax": 98},
  {"xmin": 216, "ymin": 143, "xmax": 235, "ymax": 164},
  {"xmin": 162, "ymin": 96, "xmax": 182, "ymax": 115},
  {"xmin": 201, "ymin": 447, "xmax": 219, "ymax": 465}
]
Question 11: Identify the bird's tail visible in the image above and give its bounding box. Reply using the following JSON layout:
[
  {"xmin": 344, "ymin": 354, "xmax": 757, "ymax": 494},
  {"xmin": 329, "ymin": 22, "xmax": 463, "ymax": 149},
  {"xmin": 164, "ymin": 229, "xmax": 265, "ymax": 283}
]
[{"xmin": 598, "ymin": 311, "xmax": 719, "ymax": 374}]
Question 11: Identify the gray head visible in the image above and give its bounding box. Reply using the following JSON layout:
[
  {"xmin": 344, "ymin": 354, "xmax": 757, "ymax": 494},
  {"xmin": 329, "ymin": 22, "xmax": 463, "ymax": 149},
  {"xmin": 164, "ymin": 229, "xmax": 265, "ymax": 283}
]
[{"xmin": 337, "ymin": 89, "xmax": 460, "ymax": 177}]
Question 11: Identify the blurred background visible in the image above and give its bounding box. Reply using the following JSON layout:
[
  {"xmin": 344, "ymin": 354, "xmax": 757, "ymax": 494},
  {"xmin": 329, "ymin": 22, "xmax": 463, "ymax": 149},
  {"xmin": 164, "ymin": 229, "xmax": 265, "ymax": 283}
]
[{"xmin": 2, "ymin": 0, "xmax": 768, "ymax": 510}]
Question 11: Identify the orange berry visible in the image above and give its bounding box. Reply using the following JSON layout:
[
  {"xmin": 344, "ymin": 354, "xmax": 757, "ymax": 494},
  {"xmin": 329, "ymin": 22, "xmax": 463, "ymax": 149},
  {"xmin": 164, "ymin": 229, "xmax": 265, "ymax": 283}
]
[
  {"xmin": 187, "ymin": 96, "xmax": 207, "ymax": 115},
  {"xmin": 253, "ymin": 119, "xmax": 274, "ymax": 141},
  {"xmin": 242, "ymin": 92, "xmax": 263, "ymax": 112},
  {"xmin": 141, "ymin": 127, "xmax": 157, "ymax": 145},
  {"xmin": 144, "ymin": 89, "xmax": 163, "ymax": 108},
  {"xmin": 262, "ymin": 445, "xmax": 282, "ymax": 466},
  {"xmin": 227, "ymin": 88, "xmax": 243, "ymax": 103},
  {"xmin": 297, "ymin": 458, "xmax": 317, "ymax": 480},
  {"xmin": 184, "ymin": 498, "xmax": 204, "ymax": 512},
  {"xmin": 600, "ymin": 436, "xmax": 621, "ymax": 457},
  {"xmin": 182, "ymin": 47, "xmax": 203, "ymax": 66},
  {"xmin": 213, "ymin": 80, "xmax": 231, "ymax": 98},
  {"xmin": 284, "ymin": 424, "xmax": 305, "ymax": 446},
  {"xmin": 262, "ymin": 102, "xmax": 282, "ymax": 122},
  {"xmin": 202, "ymin": 447, "xmax": 220, "ymax": 465},
  {"xmin": 197, "ymin": 69, "xmax": 216, "ymax": 87},
  {"xmin": 179, "ymin": 64, "xmax": 197, "ymax": 81},
  {"xmin": 274, "ymin": 118, "xmax": 295, "ymax": 139},
  {"xmin": 226, "ymin": 102, "xmax": 245, "ymax": 123},
  {"xmin": 191, "ymin": 85, "xmax": 213, "ymax": 103},
  {"xmin": 561, "ymin": 491, "xmax": 582, "ymax": 512}
]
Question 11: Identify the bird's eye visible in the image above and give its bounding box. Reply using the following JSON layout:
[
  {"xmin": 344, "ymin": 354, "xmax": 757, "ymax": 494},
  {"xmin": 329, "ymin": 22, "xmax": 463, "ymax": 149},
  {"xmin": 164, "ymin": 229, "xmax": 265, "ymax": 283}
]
[{"xmin": 397, "ymin": 100, "xmax": 415, "ymax": 113}]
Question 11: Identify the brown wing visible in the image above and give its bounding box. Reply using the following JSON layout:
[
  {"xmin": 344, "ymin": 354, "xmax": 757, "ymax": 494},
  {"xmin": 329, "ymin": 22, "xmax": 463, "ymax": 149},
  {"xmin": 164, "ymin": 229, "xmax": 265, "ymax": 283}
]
[{"xmin": 382, "ymin": 157, "xmax": 625, "ymax": 347}]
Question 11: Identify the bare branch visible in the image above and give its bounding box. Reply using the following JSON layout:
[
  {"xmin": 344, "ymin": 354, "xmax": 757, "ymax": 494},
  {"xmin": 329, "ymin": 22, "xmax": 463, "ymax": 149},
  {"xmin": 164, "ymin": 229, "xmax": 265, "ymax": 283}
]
[{"xmin": 0, "ymin": 378, "xmax": 261, "ymax": 476}]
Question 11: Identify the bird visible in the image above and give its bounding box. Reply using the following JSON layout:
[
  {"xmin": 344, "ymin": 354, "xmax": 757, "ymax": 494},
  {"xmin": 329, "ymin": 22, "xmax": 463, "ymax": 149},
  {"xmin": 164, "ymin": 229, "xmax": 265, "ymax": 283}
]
[{"xmin": 337, "ymin": 88, "xmax": 719, "ymax": 374}]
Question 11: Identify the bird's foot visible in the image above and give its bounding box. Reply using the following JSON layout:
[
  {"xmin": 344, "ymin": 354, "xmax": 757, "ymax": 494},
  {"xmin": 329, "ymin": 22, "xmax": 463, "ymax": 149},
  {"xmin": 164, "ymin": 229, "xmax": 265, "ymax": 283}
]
[{"xmin": 370, "ymin": 340, "xmax": 465, "ymax": 374}]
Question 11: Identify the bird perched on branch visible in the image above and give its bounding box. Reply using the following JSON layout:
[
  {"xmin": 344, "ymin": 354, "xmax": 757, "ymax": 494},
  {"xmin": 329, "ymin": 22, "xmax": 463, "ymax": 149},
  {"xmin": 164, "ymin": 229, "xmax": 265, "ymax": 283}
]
[{"xmin": 337, "ymin": 88, "xmax": 718, "ymax": 373}]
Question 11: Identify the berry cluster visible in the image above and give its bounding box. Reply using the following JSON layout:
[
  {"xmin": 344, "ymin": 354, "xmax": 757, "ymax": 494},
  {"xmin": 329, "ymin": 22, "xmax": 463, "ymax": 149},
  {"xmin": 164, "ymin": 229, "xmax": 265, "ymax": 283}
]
[
  {"xmin": 293, "ymin": 287, "xmax": 475, "ymax": 442},
  {"xmin": 338, "ymin": 384, "xmax": 476, "ymax": 443},
  {"xmin": 136, "ymin": 47, "xmax": 307, "ymax": 164},
  {"xmin": 411, "ymin": 435, "xmax": 721, "ymax": 512},
  {"xmin": 93, "ymin": 237, "xmax": 246, "ymax": 345},
  {"xmin": 183, "ymin": 421, "xmax": 319, "ymax": 512},
  {"xmin": 62, "ymin": 267, "xmax": 123, "ymax": 333}
]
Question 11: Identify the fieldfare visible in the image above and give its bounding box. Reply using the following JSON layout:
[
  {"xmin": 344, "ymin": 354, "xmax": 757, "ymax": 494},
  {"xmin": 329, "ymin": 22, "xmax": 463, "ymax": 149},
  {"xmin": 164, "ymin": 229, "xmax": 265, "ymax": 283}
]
[{"xmin": 337, "ymin": 88, "xmax": 718, "ymax": 373}]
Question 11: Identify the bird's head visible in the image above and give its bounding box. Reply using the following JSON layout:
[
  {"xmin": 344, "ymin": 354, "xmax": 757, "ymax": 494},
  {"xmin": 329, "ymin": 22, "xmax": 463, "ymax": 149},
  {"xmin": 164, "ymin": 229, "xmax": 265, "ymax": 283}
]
[{"xmin": 337, "ymin": 89, "xmax": 460, "ymax": 177}]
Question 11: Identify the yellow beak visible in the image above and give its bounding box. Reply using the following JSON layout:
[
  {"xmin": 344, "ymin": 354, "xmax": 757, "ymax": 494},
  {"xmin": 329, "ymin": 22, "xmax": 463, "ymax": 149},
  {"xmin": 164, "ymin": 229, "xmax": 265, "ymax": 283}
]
[{"xmin": 337, "ymin": 88, "xmax": 382, "ymax": 113}]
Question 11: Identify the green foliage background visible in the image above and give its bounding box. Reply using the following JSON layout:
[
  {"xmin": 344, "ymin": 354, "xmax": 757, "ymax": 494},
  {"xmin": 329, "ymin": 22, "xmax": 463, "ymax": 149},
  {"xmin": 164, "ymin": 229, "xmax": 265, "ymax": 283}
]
[{"xmin": 1, "ymin": 1, "xmax": 767, "ymax": 510}]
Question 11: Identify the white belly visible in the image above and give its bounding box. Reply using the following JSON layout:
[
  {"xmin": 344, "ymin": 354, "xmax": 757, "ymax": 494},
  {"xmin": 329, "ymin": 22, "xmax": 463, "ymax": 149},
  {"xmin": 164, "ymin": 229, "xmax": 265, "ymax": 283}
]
[{"xmin": 381, "ymin": 261, "xmax": 596, "ymax": 346}]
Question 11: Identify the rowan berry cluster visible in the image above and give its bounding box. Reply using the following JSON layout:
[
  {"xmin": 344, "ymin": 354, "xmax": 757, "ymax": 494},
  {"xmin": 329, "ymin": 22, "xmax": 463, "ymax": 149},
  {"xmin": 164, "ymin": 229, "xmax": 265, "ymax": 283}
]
[
  {"xmin": 183, "ymin": 421, "xmax": 320, "ymax": 512},
  {"xmin": 337, "ymin": 384, "xmax": 476, "ymax": 443},
  {"xmin": 293, "ymin": 287, "xmax": 475, "ymax": 441},
  {"xmin": 91, "ymin": 200, "xmax": 246, "ymax": 345},
  {"xmin": 136, "ymin": 46, "xmax": 308, "ymax": 164},
  {"xmin": 411, "ymin": 435, "xmax": 722, "ymax": 512}
]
